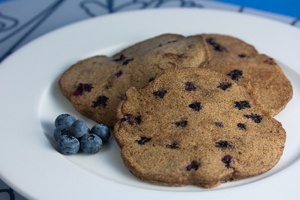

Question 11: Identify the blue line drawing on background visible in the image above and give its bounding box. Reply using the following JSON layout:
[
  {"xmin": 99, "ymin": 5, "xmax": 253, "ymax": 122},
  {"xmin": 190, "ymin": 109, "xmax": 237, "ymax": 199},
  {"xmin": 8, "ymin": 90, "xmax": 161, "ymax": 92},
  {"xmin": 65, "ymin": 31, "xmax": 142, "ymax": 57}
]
[
  {"xmin": 80, "ymin": 0, "xmax": 203, "ymax": 17},
  {"xmin": 0, "ymin": 0, "xmax": 65, "ymax": 62},
  {"xmin": 0, "ymin": 11, "xmax": 18, "ymax": 32},
  {"xmin": 0, "ymin": 188, "xmax": 15, "ymax": 200}
]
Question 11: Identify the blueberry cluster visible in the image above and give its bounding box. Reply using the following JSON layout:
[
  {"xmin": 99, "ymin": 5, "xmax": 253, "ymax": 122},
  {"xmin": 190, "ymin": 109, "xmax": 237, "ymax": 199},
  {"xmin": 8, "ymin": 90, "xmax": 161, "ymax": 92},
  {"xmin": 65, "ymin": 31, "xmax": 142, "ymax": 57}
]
[{"xmin": 53, "ymin": 114, "xmax": 111, "ymax": 155}]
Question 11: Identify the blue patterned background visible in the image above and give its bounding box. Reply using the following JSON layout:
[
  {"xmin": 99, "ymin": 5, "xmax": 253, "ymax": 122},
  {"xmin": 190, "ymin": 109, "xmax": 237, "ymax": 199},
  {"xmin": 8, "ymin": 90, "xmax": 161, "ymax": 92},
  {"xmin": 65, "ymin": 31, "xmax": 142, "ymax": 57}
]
[{"xmin": 0, "ymin": 0, "xmax": 299, "ymax": 63}]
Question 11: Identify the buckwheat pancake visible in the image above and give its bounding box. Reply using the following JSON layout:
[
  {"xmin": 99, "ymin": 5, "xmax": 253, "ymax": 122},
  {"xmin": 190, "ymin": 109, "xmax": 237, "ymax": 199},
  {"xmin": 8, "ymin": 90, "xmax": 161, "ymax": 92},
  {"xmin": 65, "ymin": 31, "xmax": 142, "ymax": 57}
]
[{"xmin": 114, "ymin": 68, "xmax": 286, "ymax": 188}]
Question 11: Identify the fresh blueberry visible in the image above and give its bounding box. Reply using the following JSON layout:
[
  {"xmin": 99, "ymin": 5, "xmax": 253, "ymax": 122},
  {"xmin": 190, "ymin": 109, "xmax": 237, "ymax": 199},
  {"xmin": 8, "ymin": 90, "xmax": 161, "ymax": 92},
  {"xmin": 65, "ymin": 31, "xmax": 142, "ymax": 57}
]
[
  {"xmin": 91, "ymin": 124, "xmax": 111, "ymax": 143},
  {"xmin": 57, "ymin": 135, "xmax": 80, "ymax": 155},
  {"xmin": 55, "ymin": 114, "xmax": 76, "ymax": 127},
  {"xmin": 80, "ymin": 134, "xmax": 103, "ymax": 154},
  {"xmin": 53, "ymin": 125, "xmax": 71, "ymax": 142},
  {"xmin": 70, "ymin": 119, "xmax": 90, "ymax": 138}
]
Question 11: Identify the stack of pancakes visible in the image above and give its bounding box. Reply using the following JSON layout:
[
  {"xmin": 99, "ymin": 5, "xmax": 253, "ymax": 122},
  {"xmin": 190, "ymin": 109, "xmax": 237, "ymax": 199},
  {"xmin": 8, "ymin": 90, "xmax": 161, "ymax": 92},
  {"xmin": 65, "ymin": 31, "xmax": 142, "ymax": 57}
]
[{"xmin": 59, "ymin": 33, "xmax": 292, "ymax": 188}]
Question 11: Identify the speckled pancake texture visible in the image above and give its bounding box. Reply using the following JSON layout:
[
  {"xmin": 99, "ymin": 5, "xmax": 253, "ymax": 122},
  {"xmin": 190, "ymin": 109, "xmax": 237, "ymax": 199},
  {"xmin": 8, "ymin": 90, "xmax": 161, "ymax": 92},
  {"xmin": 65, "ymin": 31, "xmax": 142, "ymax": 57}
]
[{"xmin": 114, "ymin": 68, "xmax": 286, "ymax": 188}]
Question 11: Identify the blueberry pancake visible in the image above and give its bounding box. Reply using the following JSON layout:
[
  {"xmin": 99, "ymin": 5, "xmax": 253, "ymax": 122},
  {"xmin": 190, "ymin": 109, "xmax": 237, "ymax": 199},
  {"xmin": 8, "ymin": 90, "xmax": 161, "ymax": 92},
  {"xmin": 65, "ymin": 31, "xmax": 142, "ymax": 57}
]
[
  {"xmin": 200, "ymin": 34, "xmax": 292, "ymax": 115},
  {"xmin": 114, "ymin": 68, "xmax": 286, "ymax": 188},
  {"xmin": 59, "ymin": 35, "xmax": 208, "ymax": 126}
]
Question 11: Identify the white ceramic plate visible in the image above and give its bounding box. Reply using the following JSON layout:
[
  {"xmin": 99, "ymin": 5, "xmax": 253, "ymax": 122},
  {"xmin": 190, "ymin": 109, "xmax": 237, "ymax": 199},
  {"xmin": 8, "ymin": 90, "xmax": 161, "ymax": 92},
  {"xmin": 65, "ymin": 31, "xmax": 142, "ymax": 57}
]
[{"xmin": 0, "ymin": 8, "xmax": 299, "ymax": 200}]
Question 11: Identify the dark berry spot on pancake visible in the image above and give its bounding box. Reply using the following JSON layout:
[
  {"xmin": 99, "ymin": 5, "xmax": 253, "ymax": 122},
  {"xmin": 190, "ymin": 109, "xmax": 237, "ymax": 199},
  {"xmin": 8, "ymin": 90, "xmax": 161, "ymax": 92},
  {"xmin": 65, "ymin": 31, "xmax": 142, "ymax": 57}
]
[
  {"xmin": 184, "ymin": 82, "xmax": 196, "ymax": 91},
  {"xmin": 114, "ymin": 70, "xmax": 123, "ymax": 78},
  {"xmin": 237, "ymin": 123, "xmax": 247, "ymax": 130},
  {"xmin": 222, "ymin": 155, "xmax": 233, "ymax": 168},
  {"xmin": 264, "ymin": 57, "xmax": 276, "ymax": 65},
  {"xmin": 120, "ymin": 114, "xmax": 141, "ymax": 125},
  {"xmin": 167, "ymin": 40, "xmax": 178, "ymax": 44},
  {"xmin": 159, "ymin": 40, "xmax": 178, "ymax": 46},
  {"xmin": 158, "ymin": 40, "xmax": 177, "ymax": 47},
  {"xmin": 122, "ymin": 58, "xmax": 134, "ymax": 65},
  {"xmin": 153, "ymin": 89, "xmax": 167, "ymax": 98},
  {"xmin": 234, "ymin": 100, "xmax": 251, "ymax": 110},
  {"xmin": 238, "ymin": 54, "xmax": 247, "ymax": 58},
  {"xmin": 113, "ymin": 54, "xmax": 134, "ymax": 65},
  {"xmin": 244, "ymin": 113, "xmax": 262, "ymax": 123},
  {"xmin": 114, "ymin": 54, "xmax": 126, "ymax": 62},
  {"xmin": 177, "ymin": 53, "xmax": 188, "ymax": 59},
  {"xmin": 72, "ymin": 83, "xmax": 94, "ymax": 96},
  {"xmin": 217, "ymin": 82, "xmax": 232, "ymax": 91},
  {"xmin": 148, "ymin": 77, "xmax": 155, "ymax": 82},
  {"xmin": 227, "ymin": 69, "xmax": 243, "ymax": 81},
  {"xmin": 186, "ymin": 161, "xmax": 200, "ymax": 171},
  {"xmin": 206, "ymin": 37, "xmax": 227, "ymax": 52},
  {"xmin": 92, "ymin": 95, "xmax": 109, "ymax": 108},
  {"xmin": 174, "ymin": 120, "xmax": 188, "ymax": 127},
  {"xmin": 136, "ymin": 136, "xmax": 151, "ymax": 145},
  {"xmin": 166, "ymin": 142, "xmax": 179, "ymax": 149},
  {"xmin": 188, "ymin": 101, "xmax": 202, "ymax": 111},
  {"xmin": 214, "ymin": 122, "xmax": 224, "ymax": 127},
  {"xmin": 215, "ymin": 140, "xmax": 233, "ymax": 149}
]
